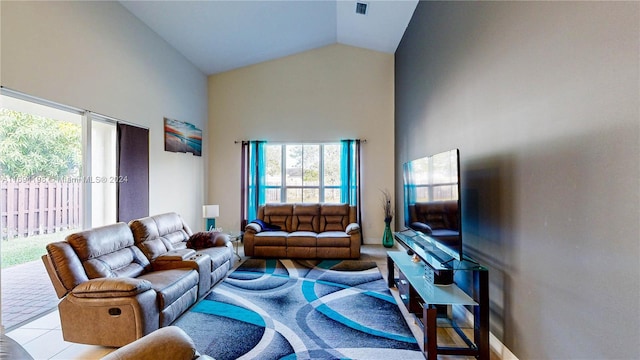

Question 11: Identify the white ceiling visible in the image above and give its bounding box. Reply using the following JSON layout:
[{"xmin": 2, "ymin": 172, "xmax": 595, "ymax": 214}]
[{"xmin": 120, "ymin": 1, "xmax": 418, "ymax": 75}]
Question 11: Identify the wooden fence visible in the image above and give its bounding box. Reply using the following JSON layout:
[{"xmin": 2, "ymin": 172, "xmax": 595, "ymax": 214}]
[{"xmin": 1, "ymin": 180, "xmax": 81, "ymax": 239}]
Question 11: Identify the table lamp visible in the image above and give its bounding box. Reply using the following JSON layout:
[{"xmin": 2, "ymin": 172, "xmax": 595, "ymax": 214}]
[{"xmin": 202, "ymin": 205, "xmax": 219, "ymax": 231}]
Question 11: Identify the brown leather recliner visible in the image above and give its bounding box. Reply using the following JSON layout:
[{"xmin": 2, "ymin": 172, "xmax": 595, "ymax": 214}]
[
  {"xmin": 101, "ymin": 326, "xmax": 214, "ymax": 360},
  {"xmin": 243, "ymin": 203, "xmax": 361, "ymax": 259},
  {"xmin": 42, "ymin": 222, "xmax": 199, "ymax": 347}
]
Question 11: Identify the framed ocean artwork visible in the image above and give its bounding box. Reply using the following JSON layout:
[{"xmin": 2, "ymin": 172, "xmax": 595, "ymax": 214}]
[{"xmin": 164, "ymin": 117, "xmax": 202, "ymax": 156}]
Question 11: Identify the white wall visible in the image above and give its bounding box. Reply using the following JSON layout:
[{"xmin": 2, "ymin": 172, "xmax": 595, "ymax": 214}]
[
  {"xmin": 208, "ymin": 44, "xmax": 395, "ymax": 241},
  {"xmin": 1, "ymin": 1, "xmax": 207, "ymax": 228},
  {"xmin": 395, "ymin": 2, "xmax": 639, "ymax": 358}
]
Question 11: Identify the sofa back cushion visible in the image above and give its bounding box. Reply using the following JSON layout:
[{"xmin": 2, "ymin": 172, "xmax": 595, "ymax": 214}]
[
  {"xmin": 65, "ymin": 222, "xmax": 150, "ymax": 279},
  {"xmin": 129, "ymin": 212, "xmax": 193, "ymax": 260},
  {"xmin": 292, "ymin": 203, "xmax": 320, "ymax": 232},
  {"xmin": 319, "ymin": 203, "xmax": 352, "ymax": 232},
  {"xmin": 46, "ymin": 241, "xmax": 90, "ymax": 294},
  {"xmin": 261, "ymin": 204, "xmax": 293, "ymax": 232}
]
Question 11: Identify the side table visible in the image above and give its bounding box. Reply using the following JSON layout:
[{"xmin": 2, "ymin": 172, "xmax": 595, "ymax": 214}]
[{"xmin": 227, "ymin": 231, "xmax": 243, "ymax": 260}]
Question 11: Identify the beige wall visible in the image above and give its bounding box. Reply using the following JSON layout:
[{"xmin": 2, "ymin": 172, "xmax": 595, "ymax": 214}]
[
  {"xmin": 208, "ymin": 44, "xmax": 394, "ymax": 242},
  {"xmin": 1, "ymin": 1, "xmax": 207, "ymax": 228}
]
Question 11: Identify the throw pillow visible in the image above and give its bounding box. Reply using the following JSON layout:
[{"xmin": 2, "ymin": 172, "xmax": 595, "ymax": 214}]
[
  {"xmin": 251, "ymin": 219, "xmax": 281, "ymax": 231},
  {"xmin": 186, "ymin": 232, "xmax": 227, "ymax": 249}
]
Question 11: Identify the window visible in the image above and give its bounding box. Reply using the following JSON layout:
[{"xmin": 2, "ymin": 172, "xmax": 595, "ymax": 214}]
[
  {"xmin": 1, "ymin": 89, "xmax": 145, "ymax": 235},
  {"xmin": 242, "ymin": 139, "xmax": 361, "ymax": 229},
  {"xmin": 265, "ymin": 143, "xmax": 342, "ymax": 203}
]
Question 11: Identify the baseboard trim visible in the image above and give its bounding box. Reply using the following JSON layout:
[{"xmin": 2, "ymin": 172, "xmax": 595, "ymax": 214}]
[
  {"xmin": 460, "ymin": 307, "xmax": 518, "ymax": 360},
  {"xmin": 490, "ymin": 332, "xmax": 519, "ymax": 360}
]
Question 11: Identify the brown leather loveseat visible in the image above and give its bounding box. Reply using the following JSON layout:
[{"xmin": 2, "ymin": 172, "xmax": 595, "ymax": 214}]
[{"xmin": 244, "ymin": 203, "xmax": 361, "ymax": 259}]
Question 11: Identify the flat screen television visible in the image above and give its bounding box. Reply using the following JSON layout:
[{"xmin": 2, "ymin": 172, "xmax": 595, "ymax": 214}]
[{"xmin": 403, "ymin": 149, "xmax": 463, "ymax": 262}]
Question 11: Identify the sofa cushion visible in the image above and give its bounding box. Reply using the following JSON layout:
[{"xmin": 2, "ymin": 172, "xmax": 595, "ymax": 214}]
[
  {"xmin": 319, "ymin": 204, "xmax": 350, "ymax": 231},
  {"xmin": 138, "ymin": 269, "xmax": 199, "ymax": 309},
  {"xmin": 197, "ymin": 246, "xmax": 233, "ymax": 270},
  {"xmin": 67, "ymin": 223, "xmax": 135, "ymax": 260},
  {"xmin": 129, "ymin": 217, "xmax": 168, "ymax": 259},
  {"xmin": 154, "ymin": 213, "xmax": 191, "ymax": 239},
  {"xmin": 46, "ymin": 241, "xmax": 90, "ymax": 293},
  {"xmin": 317, "ymin": 231, "xmax": 351, "ymax": 247},
  {"xmin": 66, "ymin": 223, "xmax": 150, "ymax": 279},
  {"xmin": 263, "ymin": 204, "xmax": 293, "ymax": 231},
  {"xmin": 287, "ymin": 231, "xmax": 317, "ymax": 247},
  {"xmin": 254, "ymin": 231, "xmax": 288, "ymax": 246},
  {"xmin": 292, "ymin": 203, "xmax": 320, "ymax": 232},
  {"xmin": 130, "ymin": 213, "xmax": 192, "ymax": 260},
  {"xmin": 83, "ymin": 248, "xmax": 149, "ymax": 279}
]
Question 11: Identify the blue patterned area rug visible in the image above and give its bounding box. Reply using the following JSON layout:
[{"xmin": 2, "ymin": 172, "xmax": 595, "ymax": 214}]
[{"xmin": 174, "ymin": 258, "xmax": 424, "ymax": 360}]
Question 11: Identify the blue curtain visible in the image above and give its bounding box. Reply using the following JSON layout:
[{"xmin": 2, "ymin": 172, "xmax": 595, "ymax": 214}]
[
  {"xmin": 247, "ymin": 141, "xmax": 266, "ymax": 222},
  {"xmin": 340, "ymin": 140, "xmax": 361, "ymax": 241},
  {"xmin": 340, "ymin": 140, "xmax": 358, "ymax": 205}
]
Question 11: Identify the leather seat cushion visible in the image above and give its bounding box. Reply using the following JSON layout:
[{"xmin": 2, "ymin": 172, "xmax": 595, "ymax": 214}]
[
  {"xmin": 197, "ymin": 246, "xmax": 233, "ymax": 270},
  {"xmin": 254, "ymin": 232, "xmax": 288, "ymax": 246},
  {"xmin": 138, "ymin": 269, "xmax": 198, "ymax": 309},
  {"xmin": 317, "ymin": 231, "xmax": 350, "ymax": 247},
  {"xmin": 287, "ymin": 231, "xmax": 317, "ymax": 247}
]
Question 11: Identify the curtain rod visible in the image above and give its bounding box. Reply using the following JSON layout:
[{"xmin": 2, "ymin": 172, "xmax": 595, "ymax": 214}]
[{"xmin": 234, "ymin": 139, "xmax": 367, "ymax": 144}]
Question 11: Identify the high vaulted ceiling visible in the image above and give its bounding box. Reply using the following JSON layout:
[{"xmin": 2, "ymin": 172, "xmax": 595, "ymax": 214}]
[{"xmin": 120, "ymin": 1, "xmax": 418, "ymax": 75}]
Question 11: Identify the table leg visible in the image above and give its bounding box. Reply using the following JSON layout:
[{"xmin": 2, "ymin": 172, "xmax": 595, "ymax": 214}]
[
  {"xmin": 424, "ymin": 305, "xmax": 438, "ymax": 360},
  {"xmin": 387, "ymin": 254, "xmax": 395, "ymax": 288}
]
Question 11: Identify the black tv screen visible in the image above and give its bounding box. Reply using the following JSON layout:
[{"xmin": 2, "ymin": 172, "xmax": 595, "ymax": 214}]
[{"xmin": 403, "ymin": 149, "xmax": 462, "ymax": 261}]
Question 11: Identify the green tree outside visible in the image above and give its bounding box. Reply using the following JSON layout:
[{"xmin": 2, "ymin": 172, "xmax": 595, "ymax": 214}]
[
  {"xmin": 0, "ymin": 109, "xmax": 81, "ymax": 180},
  {"xmin": 1, "ymin": 108, "xmax": 82, "ymax": 266}
]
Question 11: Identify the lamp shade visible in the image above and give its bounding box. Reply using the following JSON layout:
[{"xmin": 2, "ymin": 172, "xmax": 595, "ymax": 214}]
[{"xmin": 202, "ymin": 205, "xmax": 219, "ymax": 218}]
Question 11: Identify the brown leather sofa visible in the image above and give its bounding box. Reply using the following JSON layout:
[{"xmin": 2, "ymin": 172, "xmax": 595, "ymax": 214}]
[
  {"xmin": 129, "ymin": 212, "xmax": 235, "ymax": 298},
  {"xmin": 244, "ymin": 203, "xmax": 361, "ymax": 259},
  {"xmin": 41, "ymin": 214, "xmax": 234, "ymax": 347}
]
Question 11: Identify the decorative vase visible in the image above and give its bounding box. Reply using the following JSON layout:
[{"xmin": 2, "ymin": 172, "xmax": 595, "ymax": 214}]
[{"xmin": 382, "ymin": 219, "xmax": 394, "ymax": 248}]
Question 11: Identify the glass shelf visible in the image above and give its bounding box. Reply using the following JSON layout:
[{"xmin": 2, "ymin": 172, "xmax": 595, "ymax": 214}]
[
  {"xmin": 388, "ymin": 251, "xmax": 476, "ymax": 306},
  {"xmin": 394, "ymin": 230, "xmax": 487, "ymax": 272}
]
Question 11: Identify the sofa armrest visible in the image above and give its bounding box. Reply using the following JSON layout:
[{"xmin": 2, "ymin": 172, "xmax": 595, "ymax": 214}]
[
  {"xmin": 101, "ymin": 326, "xmax": 213, "ymax": 360},
  {"xmin": 410, "ymin": 221, "xmax": 433, "ymax": 235},
  {"xmin": 245, "ymin": 222, "xmax": 262, "ymax": 233},
  {"xmin": 156, "ymin": 249, "xmax": 196, "ymax": 261},
  {"xmin": 345, "ymin": 223, "xmax": 360, "ymax": 235},
  {"xmin": 71, "ymin": 278, "xmax": 153, "ymax": 298}
]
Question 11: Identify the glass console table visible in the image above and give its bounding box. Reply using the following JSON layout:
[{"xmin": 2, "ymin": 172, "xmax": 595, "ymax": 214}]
[{"xmin": 388, "ymin": 231, "xmax": 489, "ymax": 360}]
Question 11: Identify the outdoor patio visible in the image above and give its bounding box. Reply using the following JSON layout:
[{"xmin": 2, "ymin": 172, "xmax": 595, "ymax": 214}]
[{"xmin": 1, "ymin": 259, "xmax": 59, "ymax": 331}]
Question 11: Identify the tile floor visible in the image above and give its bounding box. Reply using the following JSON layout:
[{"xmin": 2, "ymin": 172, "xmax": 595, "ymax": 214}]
[{"xmin": 3, "ymin": 244, "xmax": 428, "ymax": 360}]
